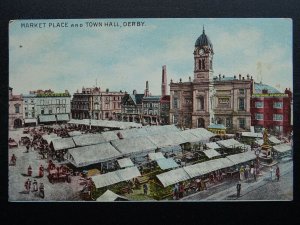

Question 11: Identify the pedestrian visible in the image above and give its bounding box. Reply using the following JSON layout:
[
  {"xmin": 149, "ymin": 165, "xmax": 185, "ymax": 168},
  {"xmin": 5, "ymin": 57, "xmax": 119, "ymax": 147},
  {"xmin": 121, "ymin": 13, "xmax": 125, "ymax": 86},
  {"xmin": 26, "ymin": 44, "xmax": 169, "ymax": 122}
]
[
  {"xmin": 173, "ymin": 183, "xmax": 179, "ymax": 200},
  {"xmin": 270, "ymin": 166, "xmax": 274, "ymax": 181},
  {"xmin": 239, "ymin": 166, "xmax": 245, "ymax": 181},
  {"xmin": 39, "ymin": 182, "xmax": 45, "ymax": 199},
  {"xmin": 236, "ymin": 181, "xmax": 241, "ymax": 198},
  {"xmin": 143, "ymin": 183, "xmax": 148, "ymax": 195},
  {"xmin": 244, "ymin": 165, "xmax": 249, "ymax": 181},
  {"xmin": 32, "ymin": 179, "xmax": 38, "ymax": 192},
  {"xmin": 28, "ymin": 179, "xmax": 32, "ymax": 192},
  {"xmin": 179, "ymin": 183, "xmax": 185, "ymax": 198},
  {"xmin": 39, "ymin": 165, "xmax": 44, "ymax": 177},
  {"xmin": 200, "ymin": 178, "xmax": 207, "ymax": 190},
  {"xmin": 24, "ymin": 179, "xmax": 30, "ymax": 193},
  {"xmin": 10, "ymin": 154, "xmax": 16, "ymax": 166},
  {"xmin": 26, "ymin": 143, "xmax": 29, "ymax": 153},
  {"xmin": 253, "ymin": 167, "xmax": 257, "ymax": 181},
  {"xmin": 27, "ymin": 165, "xmax": 32, "ymax": 176},
  {"xmin": 276, "ymin": 165, "xmax": 280, "ymax": 181}
]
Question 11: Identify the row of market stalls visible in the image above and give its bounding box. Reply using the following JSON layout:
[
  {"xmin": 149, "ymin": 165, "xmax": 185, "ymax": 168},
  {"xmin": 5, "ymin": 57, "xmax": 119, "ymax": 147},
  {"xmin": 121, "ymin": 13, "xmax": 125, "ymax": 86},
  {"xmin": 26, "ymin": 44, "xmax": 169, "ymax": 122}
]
[
  {"xmin": 156, "ymin": 151, "xmax": 257, "ymax": 188},
  {"xmin": 46, "ymin": 126, "xmax": 217, "ymax": 169}
]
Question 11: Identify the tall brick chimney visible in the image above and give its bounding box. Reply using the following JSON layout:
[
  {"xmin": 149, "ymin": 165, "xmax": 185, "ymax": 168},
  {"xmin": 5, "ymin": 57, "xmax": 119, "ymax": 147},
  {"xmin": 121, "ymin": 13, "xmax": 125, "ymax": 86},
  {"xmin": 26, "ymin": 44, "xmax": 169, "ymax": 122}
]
[
  {"xmin": 161, "ymin": 65, "xmax": 167, "ymax": 96},
  {"xmin": 144, "ymin": 81, "xmax": 149, "ymax": 97}
]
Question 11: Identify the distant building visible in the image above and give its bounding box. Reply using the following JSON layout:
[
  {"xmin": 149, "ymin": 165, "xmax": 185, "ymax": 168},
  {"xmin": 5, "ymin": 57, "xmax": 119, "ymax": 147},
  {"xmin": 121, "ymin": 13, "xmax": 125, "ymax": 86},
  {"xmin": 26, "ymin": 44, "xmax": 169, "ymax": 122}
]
[
  {"xmin": 160, "ymin": 95, "xmax": 170, "ymax": 125},
  {"xmin": 23, "ymin": 89, "xmax": 71, "ymax": 125},
  {"xmin": 170, "ymin": 28, "xmax": 252, "ymax": 131},
  {"xmin": 71, "ymin": 87, "xmax": 124, "ymax": 120},
  {"xmin": 9, "ymin": 87, "xmax": 23, "ymax": 129},
  {"xmin": 250, "ymin": 82, "xmax": 292, "ymax": 135}
]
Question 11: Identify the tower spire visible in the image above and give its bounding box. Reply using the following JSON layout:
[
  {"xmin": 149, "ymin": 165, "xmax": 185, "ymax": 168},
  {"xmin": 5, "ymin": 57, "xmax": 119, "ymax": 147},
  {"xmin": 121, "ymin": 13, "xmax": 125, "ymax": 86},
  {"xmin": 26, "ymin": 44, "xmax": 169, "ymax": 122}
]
[{"xmin": 203, "ymin": 25, "xmax": 205, "ymax": 34}]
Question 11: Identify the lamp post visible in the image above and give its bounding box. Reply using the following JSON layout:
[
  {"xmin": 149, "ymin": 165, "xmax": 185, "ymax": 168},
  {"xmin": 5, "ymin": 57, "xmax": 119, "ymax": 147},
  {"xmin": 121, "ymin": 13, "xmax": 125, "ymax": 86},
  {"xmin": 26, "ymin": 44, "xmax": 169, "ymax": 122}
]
[{"xmin": 255, "ymin": 149, "xmax": 260, "ymax": 175}]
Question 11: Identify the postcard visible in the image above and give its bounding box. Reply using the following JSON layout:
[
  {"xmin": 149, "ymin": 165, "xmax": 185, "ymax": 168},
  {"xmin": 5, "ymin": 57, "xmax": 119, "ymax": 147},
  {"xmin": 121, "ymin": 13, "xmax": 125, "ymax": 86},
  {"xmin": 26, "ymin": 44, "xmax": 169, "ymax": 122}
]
[{"xmin": 8, "ymin": 18, "xmax": 293, "ymax": 202}]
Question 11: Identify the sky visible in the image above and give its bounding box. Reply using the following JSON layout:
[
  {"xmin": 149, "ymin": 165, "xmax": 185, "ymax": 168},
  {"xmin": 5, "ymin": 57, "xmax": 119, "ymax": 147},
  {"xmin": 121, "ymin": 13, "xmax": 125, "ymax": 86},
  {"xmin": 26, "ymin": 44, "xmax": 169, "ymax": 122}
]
[{"xmin": 9, "ymin": 18, "xmax": 293, "ymax": 96}]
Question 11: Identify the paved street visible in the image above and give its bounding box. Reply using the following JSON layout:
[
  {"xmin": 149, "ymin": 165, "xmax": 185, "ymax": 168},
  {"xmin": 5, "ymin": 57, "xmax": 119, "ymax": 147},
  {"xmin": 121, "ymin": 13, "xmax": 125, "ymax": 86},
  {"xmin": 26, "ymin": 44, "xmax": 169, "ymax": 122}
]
[
  {"xmin": 181, "ymin": 158, "xmax": 293, "ymax": 201},
  {"xmin": 9, "ymin": 128, "xmax": 83, "ymax": 201}
]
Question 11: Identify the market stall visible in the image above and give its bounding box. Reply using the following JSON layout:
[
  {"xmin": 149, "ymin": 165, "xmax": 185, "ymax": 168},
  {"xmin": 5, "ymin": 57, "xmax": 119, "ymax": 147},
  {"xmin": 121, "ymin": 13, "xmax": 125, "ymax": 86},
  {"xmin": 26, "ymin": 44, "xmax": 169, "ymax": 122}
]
[
  {"xmin": 96, "ymin": 190, "xmax": 129, "ymax": 201},
  {"xmin": 72, "ymin": 133, "xmax": 106, "ymax": 147},
  {"xmin": 117, "ymin": 158, "xmax": 135, "ymax": 169},
  {"xmin": 202, "ymin": 149, "xmax": 221, "ymax": 159},
  {"xmin": 156, "ymin": 158, "xmax": 179, "ymax": 170},
  {"xmin": 156, "ymin": 168, "xmax": 190, "ymax": 188}
]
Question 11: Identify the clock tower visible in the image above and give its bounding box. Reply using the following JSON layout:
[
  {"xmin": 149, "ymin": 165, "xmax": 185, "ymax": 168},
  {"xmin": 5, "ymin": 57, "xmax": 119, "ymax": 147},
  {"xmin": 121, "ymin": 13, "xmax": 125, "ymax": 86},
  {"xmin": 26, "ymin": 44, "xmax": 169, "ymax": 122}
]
[{"xmin": 193, "ymin": 27, "xmax": 214, "ymax": 83}]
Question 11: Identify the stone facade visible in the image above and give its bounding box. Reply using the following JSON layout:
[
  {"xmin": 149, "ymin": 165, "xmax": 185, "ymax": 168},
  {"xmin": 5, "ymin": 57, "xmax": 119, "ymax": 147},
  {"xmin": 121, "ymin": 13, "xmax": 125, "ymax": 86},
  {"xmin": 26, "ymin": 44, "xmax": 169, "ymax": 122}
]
[
  {"xmin": 71, "ymin": 87, "xmax": 124, "ymax": 120},
  {"xmin": 9, "ymin": 87, "xmax": 23, "ymax": 129},
  {"xmin": 170, "ymin": 28, "xmax": 251, "ymax": 131}
]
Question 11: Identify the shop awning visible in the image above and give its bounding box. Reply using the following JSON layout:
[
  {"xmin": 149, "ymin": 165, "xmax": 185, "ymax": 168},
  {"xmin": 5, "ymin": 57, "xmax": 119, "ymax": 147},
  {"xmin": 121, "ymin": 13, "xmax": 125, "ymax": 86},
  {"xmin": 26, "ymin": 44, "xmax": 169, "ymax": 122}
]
[
  {"xmin": 148, "ymin": 152, "xmax": 165, "ymax": 161},
  {"xmin": 39, "ymin": 115, "xmax": 56, "ymax": 122},
  {"xmin": 156, "ymin": 158, "xmax": 179, "ymax": 170},
  {"xmin": 203, "ymin": 149, "xmax": 221, "ymax": 158},
  {"xmin": 273, "ymin": 143, "xmax": 292, "ymax": 153},
  {"xmin": 226, "ymin": 151, "xmax": 256, "ymax": 165},
  {"xmin": 51, "ymin": 138, "xmax": 75, "ymax": 151},
  {"xmin": 24, "ymin": 118, "xmax": 37, "ymax": 124},
  {"xmin": 206, "ymin": 142, "xmax": 221, "ymax": 149},
  {"xmin": 56, "ymin": 114, "xmax": 69, "ymax": 121},
  {"xmin": 96, "ymin": 190, "xmax": 129, "ymax": 201},
  {"xmin": 156, "ymin": 168, "xmax": 190, "ymax": 187},
  {"xmin": 67, "ymin": 143, "xmax": 122, "ymax": 167},
  {"xmin": 117, "ymin": 158, "xmax": 135, "ymax": 168}
]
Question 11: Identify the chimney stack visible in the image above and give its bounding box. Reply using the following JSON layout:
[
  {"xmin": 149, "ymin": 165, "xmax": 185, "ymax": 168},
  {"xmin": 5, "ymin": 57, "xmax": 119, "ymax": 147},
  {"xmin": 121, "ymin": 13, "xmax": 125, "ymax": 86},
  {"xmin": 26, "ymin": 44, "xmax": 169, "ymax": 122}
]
[
  {"xmin": 161, "ymin": 65, "xmax": 167, "ymax": 96},
  {"xmin": 239, "ymin": 74, "xmax": 241, "ymax": 80},
  {"xmin": 144, "ymin": 81, "xmax": 149, "ymax": 97}
]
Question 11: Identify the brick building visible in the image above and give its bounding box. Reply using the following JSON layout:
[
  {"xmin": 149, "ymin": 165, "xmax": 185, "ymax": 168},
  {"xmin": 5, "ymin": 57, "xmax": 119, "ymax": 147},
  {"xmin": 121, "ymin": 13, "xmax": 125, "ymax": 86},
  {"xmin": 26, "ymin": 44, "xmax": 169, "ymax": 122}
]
[{"xmin": 250, "ymin": 82, "xmax": 292, "ymax": 135}]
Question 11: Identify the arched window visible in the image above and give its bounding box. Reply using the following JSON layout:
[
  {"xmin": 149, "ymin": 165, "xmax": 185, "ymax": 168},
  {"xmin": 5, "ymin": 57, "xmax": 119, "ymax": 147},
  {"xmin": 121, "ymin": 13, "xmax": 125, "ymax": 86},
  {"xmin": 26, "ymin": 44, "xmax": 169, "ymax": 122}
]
[
  {"xmin": 199, "ymin": 59, "xmax": 202, "ymax": 70},
  {"xmin": 202, "ymin": 59, "xmax": 205, "ymax": 70}
]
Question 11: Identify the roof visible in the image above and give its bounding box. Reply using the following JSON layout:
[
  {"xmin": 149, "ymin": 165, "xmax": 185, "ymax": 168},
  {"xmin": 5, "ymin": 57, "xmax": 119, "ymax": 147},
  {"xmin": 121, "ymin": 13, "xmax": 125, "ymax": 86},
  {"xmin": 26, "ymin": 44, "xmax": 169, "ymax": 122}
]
[
  {"xmin": 101, "ymin": 131, "xmax": 119, "ymax": 142},
  {"xmin": 254, "ymin": 82, "xmax": 280, "ymax": 94},
  {"xmin": 148, "ymin": 152, "xmax": 165, "ymax": 161},
  {"xmin": 273, "ymin": 143, "xmax": 292, "ymax": 153},
  {"xmin": 216, "ymin": 138, "xmax": 244, "ymax": 148},
  {"xmin": 205, "ymin": 142, "xmax": 221, "ymax": 149},
  {"xmin": 241, "ymin": 132, "xmax": 263, "ymax": 138},
  {"xmin": 51, "ymin": 138, "xmax": 75, "ymax": 151},
  {"xmin": 111, "ymin": 136, "xmax": 157, "ymax": 155},
  {"xmin": 39, "ymin": 115, "xmax": 56, "ymax": 122},
  {"xmin": 185, "ymin": 128, "xmax": 215, "ymax": 142},
  {"xmin": 127, "ymin": 94, "xmax": 144, "ymax": 105},
  {"xmin": 114, "ymin": 128, "xmax": 148, "ymax": 139},
  {"xmin": 91, "ymin": 167, "xmax": 141, "ymax": 189},
  {"xmin": 144, "ymin": 125, "xmax": 180, "ymax": 135},
  {"xmin": 42, "ymin": 134, "xmax": 61, "ymax": 144},
  {"xmin": 159, "ymin": 145, "xmax": 182, "ymax": 153},
  {"xmin": 96, "ymin": 190, "xmax": 128, "ymax": 202},
  {"xmin": 56, "ymin": 114, "xmax": 70, "ymax": 121},
  {"xmin": 203, "ymin": 149, "xmax": 221, "ymax": 158},
  {"xmin": 226, "ymin": 151, "xmax": 256, "ymax": 165},
  {"xmin": 143, "ymin": 96, "xmax": 161, "ymax": 101},
  {"xmin": 156, "ymin": 168, "xmax": 190, "ymax": 188},
  {"xmin": 68, "ymin": 119, "xmax": 142, "ymax": 129},
  {"xmin": 117, "ymin": 158, "xmax": 134, "ymax": 168},
  {"xmin": 156, "ymin": 158, "xmax": 179, "ymax": 170},
  {"xmin": 195, "ymin": 28, "xmax": 213, "ymax": 52},
  {"xmin": 72, "ymin": 133, "xmax": 106, "ymax": 147},
  {"xmin": 178, "ymin": 130, "xmax": 202, "ymax": 143},
  {"xmin": 67, "ymin": 143, "xmax": 121, "ymax": 167},
  {"xmin": 213, "ymin": 76, "xmax": 236, "ymax": 81}
]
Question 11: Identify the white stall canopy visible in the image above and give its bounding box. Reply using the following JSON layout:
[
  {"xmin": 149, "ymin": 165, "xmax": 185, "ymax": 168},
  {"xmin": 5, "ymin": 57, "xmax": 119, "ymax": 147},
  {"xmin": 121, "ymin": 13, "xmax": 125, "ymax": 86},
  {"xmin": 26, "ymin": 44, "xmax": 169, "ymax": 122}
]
[
  {"xmin": 273, "ymin": 143, "xmax": 292, "ymax": 153},
  {"xmin": 203, "ymin": 149, "xmax": 221, "ymax": 158},
  {"xmin": 156, "ymin": 168, "xmax": 190, "ymax": 187},
  {"xmin": 205, "ymin": 142, "xmax": 221, "ymax": 149},
  {"xmin": 241, "ymin": 132, "xmax": 263, "ymax": 138},
  {"xmin": 269, "ymin": 136, "xmax": 282, "ymax": 144},
  {"xmin": 148, "ymin": 152, "xmax": 165, "ymax": 161},
  {"xmin": 226, "ymin": 151, "xmax": 256, "ymax": 165},
  {"xmin": 51, "ymin": 137, "xmax": 75, "ymax": 151},
  {"xmin": 117, "ymin": 158, "xmax": 135, "ymax": 168},
  {"xmin": 39, "ymin": 115, "xmax": 56, "ymax": 123},
  {"xmin": 67, "ymin": 143, "xmax": 121, "ymax": 167},
  {"xmin": 217, "ymin": 138, "xmax": 244, "ymax": 149},
  {"xmin": 156, "ymin": 158, "xmax": 179, "ymax": 170},
  {"xmin": 96, "ymin": 190, "xmax": 129, "ymax": 201},
  {"xmin": 72, "ymin": 133, "xmax": 106, "ymax": 147}
]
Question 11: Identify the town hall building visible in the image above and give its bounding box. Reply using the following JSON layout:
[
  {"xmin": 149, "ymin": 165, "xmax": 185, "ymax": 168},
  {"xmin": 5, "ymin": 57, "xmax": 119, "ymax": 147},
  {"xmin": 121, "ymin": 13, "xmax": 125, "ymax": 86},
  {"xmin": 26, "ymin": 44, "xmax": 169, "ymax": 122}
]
[{"xmin": 169, "ymin": 27, "xmax": 252, "ymax": 132}]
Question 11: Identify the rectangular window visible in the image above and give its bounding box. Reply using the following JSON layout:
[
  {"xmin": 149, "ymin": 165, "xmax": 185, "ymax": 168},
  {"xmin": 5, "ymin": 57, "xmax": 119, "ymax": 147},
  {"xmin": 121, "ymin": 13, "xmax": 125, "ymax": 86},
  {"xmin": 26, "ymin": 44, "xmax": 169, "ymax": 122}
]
[
  {"xmin": 274, "ymin": 125, "xmax": 283, "ymax": 132},
  {"xmin": 106, "ymin": 104, "xmax": 109, "ymax": 109},
  {"xmin": 56, "ymin": 99, "xmax": 60, "ymax": 104},
  {"xmin": 25, "ymin": 112, "xmax": 28, "ymax": 118},
  {"xmin": 41, "ymin": 100, "xmax": 44, "ymax": 105},
  {"xmin": 239, "ymin": 89, "xmax": 245, "ymax": 95},
  {"xmin": 273, "ymin": 114, "xmax": 283, "ymax": 121},
  {"xmin": 15, "ymin": 106, "xmax": 20, "ymax": 113},
  {"xmin": 239, "ymin": 98, "xmax": 245, "ymax": 110},
  {"xmin": 255, "ymin": 101, "xmax": 264, "ymax": 108},
  {"xmin": 173, "ymin": 98, "xmax": 179, "ymax": 109},
  {"xmin": 273, "ymin": 102, "xmax": 283, "ymax": 109},
  {"xmin": 239, "ymin": 118, "xmax": 246, "ymax": 129},
  {"xmin": 255, "ymin": 113, "xmax": 263, "ymax": 120},
  {"xmin": 49, "ymin": 109, "xmax": 52, "ymax": 114},
  {"xmin": 41, "ymin": 109, "xmax": 44, "ymax": 115}
]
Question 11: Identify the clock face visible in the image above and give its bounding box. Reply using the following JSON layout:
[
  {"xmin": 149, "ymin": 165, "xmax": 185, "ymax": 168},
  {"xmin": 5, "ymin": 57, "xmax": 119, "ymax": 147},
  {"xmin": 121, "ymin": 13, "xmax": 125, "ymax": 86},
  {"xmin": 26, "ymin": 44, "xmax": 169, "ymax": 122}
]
[{"xmin": 199, "ymin": 49, "xmax": 204, "ymax": 55}]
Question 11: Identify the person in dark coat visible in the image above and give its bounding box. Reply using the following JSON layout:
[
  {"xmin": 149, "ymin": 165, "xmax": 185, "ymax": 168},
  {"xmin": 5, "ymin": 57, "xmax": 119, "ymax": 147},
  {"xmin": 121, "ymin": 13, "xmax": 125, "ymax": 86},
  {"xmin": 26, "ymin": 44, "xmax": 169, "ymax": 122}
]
[
  {"xmin": 236, "ymin": 181, "xmax": 241, "ymax": 198},
  {"xmin": 276, "ymin": 165, "xmax": 280, "ymax": 181},
  {"xmin": 39, "ymin": 183, "xmax": 45, "ymax": 198},
  {"xmin": 10, "ymin": 154, "xmax": 16, "ymax": 166},
  {"xmin": 143, "ymin": 183, "xmax": 148, "ymax": 195},
  {"xmin": 32, "ymin": 179, "xmax": 38, "ymax": 192},
  {"xmin": 39, "ymin": 165, "xmax": 44, "ymax": 177},
  {"xmin": 28, "ymin": 165, "xmax": 32, "ymax": 176}
]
